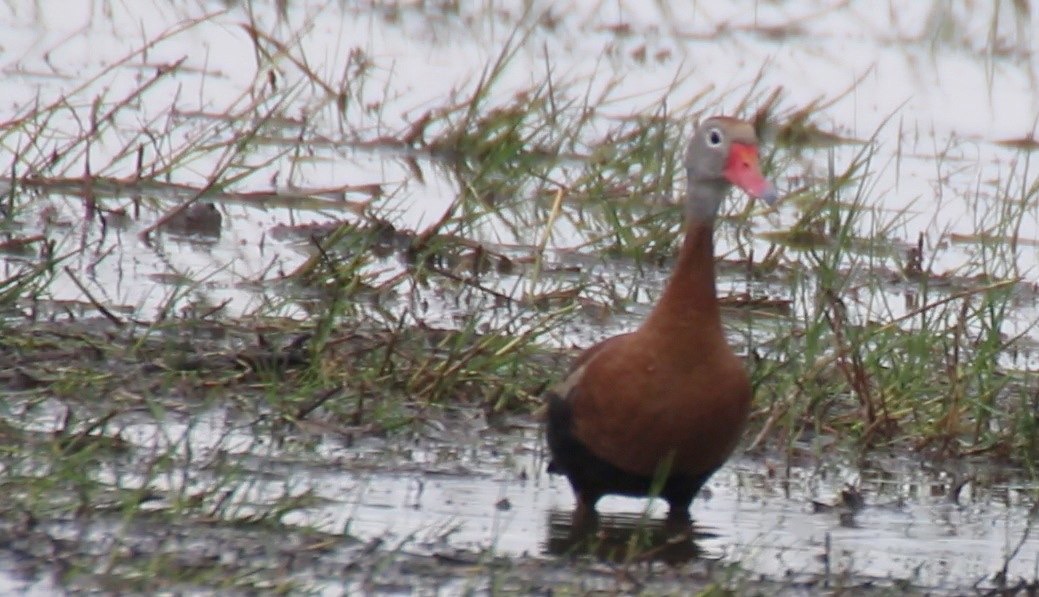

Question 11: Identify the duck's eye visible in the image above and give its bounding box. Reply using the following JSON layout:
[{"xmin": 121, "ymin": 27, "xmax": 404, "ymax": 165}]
[{"xmin": 707, "ymin": 128, "xmax": 723, "ymax": 147}]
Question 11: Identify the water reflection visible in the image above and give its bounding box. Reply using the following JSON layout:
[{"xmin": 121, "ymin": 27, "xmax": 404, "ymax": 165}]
[{"xmin": 544, "ymin": 509, "xmax": 713, "ymax": 565}]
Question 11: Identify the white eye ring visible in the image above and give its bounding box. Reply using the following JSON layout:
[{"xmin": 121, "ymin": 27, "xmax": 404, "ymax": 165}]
[{"xmin": 706, "ymin": 127, "xmax": 724, "ymax": 147}]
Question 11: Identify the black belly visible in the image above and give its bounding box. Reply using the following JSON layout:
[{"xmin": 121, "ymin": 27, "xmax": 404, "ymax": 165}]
[{"xmin": 544, "ymin": 391, "xmax": 714, "ymax": 510}]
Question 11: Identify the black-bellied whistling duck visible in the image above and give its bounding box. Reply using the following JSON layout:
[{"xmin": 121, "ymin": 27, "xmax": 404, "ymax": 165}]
[{"xmin": 545, "ymin": 116, "xmax": 778, "ymax": 524}]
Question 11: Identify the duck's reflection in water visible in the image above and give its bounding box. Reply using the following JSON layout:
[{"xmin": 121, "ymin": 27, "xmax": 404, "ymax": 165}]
[{"xmin": 544, "ymin": 509, "xmax": 722, "ymax": 565}]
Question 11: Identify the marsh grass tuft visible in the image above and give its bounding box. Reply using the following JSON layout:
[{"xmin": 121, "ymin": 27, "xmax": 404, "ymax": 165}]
[{"xmin": 747, "ymin": 125, "xmax": 1039, "ymax": 466}]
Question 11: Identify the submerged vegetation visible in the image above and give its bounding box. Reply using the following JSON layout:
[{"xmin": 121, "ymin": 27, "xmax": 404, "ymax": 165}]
[{"xmin": 1, "ymin": 0, "xmax": 1038, "ymax": 593}]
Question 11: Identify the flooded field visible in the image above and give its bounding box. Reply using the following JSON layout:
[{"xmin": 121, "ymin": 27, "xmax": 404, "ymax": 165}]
[
  {"xmin": 5, "ymin": 318, "xmax": 1039, "ymax": 594},
  {"xmin": 2, "ymin": 0, "xmax": 1039, "ymax": 593}
]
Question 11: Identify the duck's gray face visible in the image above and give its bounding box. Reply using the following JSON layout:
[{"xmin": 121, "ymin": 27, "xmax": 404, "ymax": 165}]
[{"xmin": 687, "ymin": 117, "xmax": 777, "ymax": 206}]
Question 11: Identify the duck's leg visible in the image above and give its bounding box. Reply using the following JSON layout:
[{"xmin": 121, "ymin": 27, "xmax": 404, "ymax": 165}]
[
  {"xmin": 663, "ymin": 471, "xmax": 713, "ymax": 526},
  {"xmin": 663, "ymin": 496, "xmax": 694, "ymax": 537},
  {"xmin": 664, "ymin": 496, "xmax": 693, "ymax": 525},
  {"xmin": 572, "ymin": 490, "xmax": 601, "ymax": 530}
]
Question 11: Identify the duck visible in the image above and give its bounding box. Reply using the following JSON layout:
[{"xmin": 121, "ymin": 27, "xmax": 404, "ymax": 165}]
[{"xmin": 545, "ymin": 116, "xmax": 778, "ymax": 524}]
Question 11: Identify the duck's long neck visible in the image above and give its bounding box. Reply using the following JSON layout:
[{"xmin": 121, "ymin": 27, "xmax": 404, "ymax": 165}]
[{"xmin": 641, "ymin": 181, "xmax": 728, "ymax": 338}]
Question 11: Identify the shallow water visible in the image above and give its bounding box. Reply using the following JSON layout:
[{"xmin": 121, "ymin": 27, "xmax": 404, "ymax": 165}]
[
  {"xmin": 2, "ymin": 0, "xmax": 1039, "ymax": 593},
  {"xmin": 2, "ymin": 360, "xmax": 1039, "ymax": 592},
  {"xmin": 1, "ymin": 0, "xmax": 1038, "ymax": 323},
  {"xmin": 301, "ymin": 430, "xmax": 1039, "ymax": 592},
  {"xmin": 91, "ymin": 405, "xmax": 1039, "ymax": 592}
]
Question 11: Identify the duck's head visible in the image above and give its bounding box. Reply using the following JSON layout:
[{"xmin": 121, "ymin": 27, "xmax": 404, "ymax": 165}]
[{"xmin": 685, "ymin": 116, "xmax": 778, "ymax": 221}]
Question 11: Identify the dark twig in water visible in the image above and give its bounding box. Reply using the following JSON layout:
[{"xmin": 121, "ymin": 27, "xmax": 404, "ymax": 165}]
[{"xmin": 62, "ymin": 265, "xmax": 125, "ymax": 327}]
